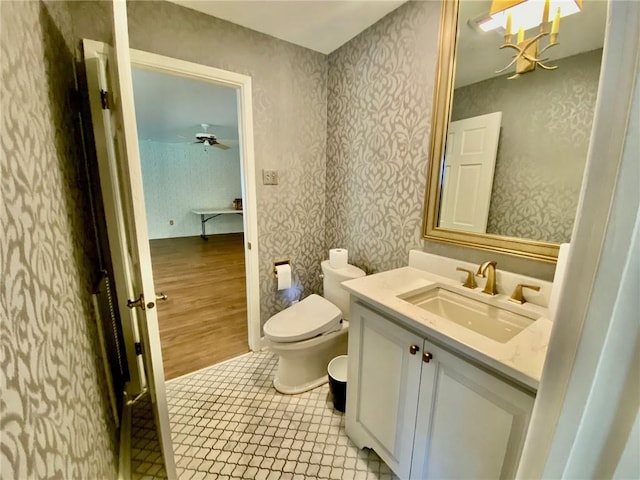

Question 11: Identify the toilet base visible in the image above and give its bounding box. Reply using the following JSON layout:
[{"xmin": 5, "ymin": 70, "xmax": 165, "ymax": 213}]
[
  {"xmin": 273, "ymin": 374, "xmax": 329, "ymax": 395},
  {"xmin": 266, "ymin": 323, "xmax": 348, "ymax": 395}
]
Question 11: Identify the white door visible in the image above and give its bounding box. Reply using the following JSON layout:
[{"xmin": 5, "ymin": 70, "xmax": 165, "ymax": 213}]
[
  {"xmin": 439, "ymin": 111, "xmax": 502, "ymax": 233},
  {"xmin": 345, "ymin": 302, "xmax": 423, "ymax": 479},
  {"xmin": 83, "ymin": 2, "xmax": 176, "ymax": 478},
  {"xmin": 411, "ymin": 339, "xmax": 534, "ymax": 480}
]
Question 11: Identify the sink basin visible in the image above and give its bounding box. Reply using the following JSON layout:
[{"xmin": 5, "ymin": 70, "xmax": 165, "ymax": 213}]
[{"xmin": 398, "ymin": 286, "xmax": 536, "ymax": 343}]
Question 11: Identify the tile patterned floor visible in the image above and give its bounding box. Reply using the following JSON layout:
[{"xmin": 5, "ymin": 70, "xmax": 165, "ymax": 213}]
[
  {"xmin": 131, "ymin": 394, "xmax": 168, "ymax": 479},
  {"xmin": 131, "ymin": 351, "xmax": 397, "ymax": 479}
]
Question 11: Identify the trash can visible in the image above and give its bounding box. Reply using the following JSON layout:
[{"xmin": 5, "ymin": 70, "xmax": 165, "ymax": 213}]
[{"xmin": 328, "ymin": 355, "xmax": 348, "ymax": 412}]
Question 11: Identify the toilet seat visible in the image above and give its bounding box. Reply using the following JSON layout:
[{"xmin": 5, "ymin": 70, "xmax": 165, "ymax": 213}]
[{"xmin": 264, "ymin": 294, "xmax": 342, "ymax": 343}]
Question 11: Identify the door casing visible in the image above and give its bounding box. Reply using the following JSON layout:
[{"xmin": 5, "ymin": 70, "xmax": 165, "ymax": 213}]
[{"xmin": 89, "ymin": 43, "xmax": 263, "ymax": 382}]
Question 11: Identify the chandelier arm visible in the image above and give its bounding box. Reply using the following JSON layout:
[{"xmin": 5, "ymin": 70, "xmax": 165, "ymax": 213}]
[
  {"xmin": 495, "ymin": 54, "xmax": 523, "ymax": 73},
  {"xmin": 495, "ymin": 44, "xmax": 525, "ymax": 73},
  {"xmin": 538, "ymin": 42, "xmax": 559, "ymax": 56},
  {"xmin": 536, "ymin": 62, "xmax": 559, "ymax": 71},
  {"xmin": 498, "ymin": 43, "xmax": 522, "ymax": 51},
  {"xmin": 521, "ymin": 51, "xmax": 545, "ymax": 63},
  {"xmin": 524, "ymin": 32, "xmax": 547, "ymax": 48}
]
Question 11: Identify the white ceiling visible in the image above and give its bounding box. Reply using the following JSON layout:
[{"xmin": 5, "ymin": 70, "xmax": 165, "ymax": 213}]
[
  {"xmin": 167, "ymin": 0, "xmax": 407, "ymax": 54},
  {"xmin": 455, "ymin": 0, "xmax": 607, "ymax": 87},
  {"xmin": 132, "ymin": 68, "xmax": 238, "ymax": 143}
]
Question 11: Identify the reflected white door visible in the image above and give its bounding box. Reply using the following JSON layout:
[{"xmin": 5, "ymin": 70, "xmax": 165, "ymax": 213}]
[
  {"xmin": 82, "ymin": 2, "xmax": 176, "ymax": 478},
  {"xmin": 439, "ymin": 111, "xmax": 502, "ymax": 233}
]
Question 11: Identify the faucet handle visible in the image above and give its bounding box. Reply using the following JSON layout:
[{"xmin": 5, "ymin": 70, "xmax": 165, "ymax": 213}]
[
  {"xmin": 509, "ymin": 284, "xmax": 541, "ymax": 304},
  {"xmin": 456, "ymin": 267, "xmax": 477, "ymax": 289}
]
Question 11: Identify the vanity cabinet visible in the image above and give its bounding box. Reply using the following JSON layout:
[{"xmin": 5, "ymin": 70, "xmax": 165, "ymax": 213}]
[{"xmin": 345, "ymin": 301, "xmax": 535, "ymax": 480}]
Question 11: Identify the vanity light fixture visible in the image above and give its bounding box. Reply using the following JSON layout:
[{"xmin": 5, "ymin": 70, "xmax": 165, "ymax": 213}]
[{"xmin": 478, "ymin": 0, "xmax": 583, "ymax": 79}]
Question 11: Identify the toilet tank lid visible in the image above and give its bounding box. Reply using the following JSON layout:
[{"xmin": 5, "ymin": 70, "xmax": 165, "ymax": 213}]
[
  {"xmin": 264, "ymin": 294, "xmax": 342, "ymax": 343},
  {"xmin": 321, "ymin": 260, "xmax": 366, "ymax": 279}
]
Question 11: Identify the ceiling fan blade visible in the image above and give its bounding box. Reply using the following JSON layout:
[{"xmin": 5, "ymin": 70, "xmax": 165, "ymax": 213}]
[{"xmin": 214, "ymin": 142, "xmax": 231, "ymax": 150}]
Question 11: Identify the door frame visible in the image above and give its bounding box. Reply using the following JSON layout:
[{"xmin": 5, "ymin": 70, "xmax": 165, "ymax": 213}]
[{"xmin": 127, "ymin": 48, "xmax": 262, "ymax": 351}]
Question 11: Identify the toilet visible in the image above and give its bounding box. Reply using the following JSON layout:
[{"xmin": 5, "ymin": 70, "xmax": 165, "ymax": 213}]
[{"xmin": 263, "ymin": 260, "xmax": 365, "ymax": 394}]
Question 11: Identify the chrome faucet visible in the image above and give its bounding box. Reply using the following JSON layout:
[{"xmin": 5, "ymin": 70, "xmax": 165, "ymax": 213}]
[{"xmin": 476, "ymin": 261, "xmax": 498, "ymax": 296}]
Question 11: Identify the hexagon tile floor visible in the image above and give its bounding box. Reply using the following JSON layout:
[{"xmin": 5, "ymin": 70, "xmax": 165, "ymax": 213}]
[{"xmin": 131, "ymin": 351, "xmax": 397, "ymax": 480}]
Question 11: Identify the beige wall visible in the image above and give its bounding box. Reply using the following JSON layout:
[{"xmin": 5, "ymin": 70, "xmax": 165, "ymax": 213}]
[
  {"xmin": 0, "ymin": 1, "xmax": 119, "ymax": 477},
  {"xmin": 70, "ymin": 0, "xmax": 328, "ymax": 322}
]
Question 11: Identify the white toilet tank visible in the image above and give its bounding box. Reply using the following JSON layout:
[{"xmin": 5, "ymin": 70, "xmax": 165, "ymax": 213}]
[{"xmin": 321, "ymin": 260, "xmax": 365, "ymax": 319}]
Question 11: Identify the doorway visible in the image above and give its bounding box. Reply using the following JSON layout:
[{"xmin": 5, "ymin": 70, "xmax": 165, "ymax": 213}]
[
  {"xmin": 130, "ymin": 67, "xmax": 252, "ymax": 379},
  {"xmin": 126, "ymin": 49, "xmax": 262, "ymax": 387}
]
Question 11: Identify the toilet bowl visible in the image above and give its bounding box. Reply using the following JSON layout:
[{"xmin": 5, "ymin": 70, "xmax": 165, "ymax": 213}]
[{"xmin": 263, "ymin": 261, "xmax": 365, "ymax": 394}]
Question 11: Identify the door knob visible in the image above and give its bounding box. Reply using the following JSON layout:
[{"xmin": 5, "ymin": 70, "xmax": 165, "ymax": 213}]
[
  {"xmin": 155, "ymin": 292, "xmax": 168, "ymax": 301},
  {"xmin": 409, "ymin": 345, "xmax": 420, "ymax": 355},
  {"xmin": 423, "ymin": 352, "xmax": 433, "ymax": 363}
]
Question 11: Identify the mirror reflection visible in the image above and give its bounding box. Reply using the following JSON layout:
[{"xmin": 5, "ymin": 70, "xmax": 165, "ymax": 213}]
[{"xmin": 436, "ymin": 0, "xmax": 606, "ymax": 244}]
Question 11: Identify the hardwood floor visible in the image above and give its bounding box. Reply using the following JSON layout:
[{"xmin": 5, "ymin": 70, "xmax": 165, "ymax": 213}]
[{"xmin": 149, "ymin": 233, "xmax": 249, "ymax": 380}]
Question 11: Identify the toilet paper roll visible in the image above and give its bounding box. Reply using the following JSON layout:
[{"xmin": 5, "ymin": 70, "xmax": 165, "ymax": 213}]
[
  {"xmin": 275, "ymin": 264, "xmax": 292, "ymax": 290},
  {"xmin": 329, "ymin": 248, "xmax": 348, "ymax": 269}
]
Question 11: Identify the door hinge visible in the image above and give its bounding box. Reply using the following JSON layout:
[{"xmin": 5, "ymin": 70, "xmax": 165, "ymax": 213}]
[
  {"xmin": 134, "ymin": 342, "xmax": 143, "ymax": 356},
  {"xmin": 247, "ymin": 242, "xmax": 252, "ymax": 250},
  {"xmin": 100, "ymin": 89, "xmax": 109, "ymax": 110}
]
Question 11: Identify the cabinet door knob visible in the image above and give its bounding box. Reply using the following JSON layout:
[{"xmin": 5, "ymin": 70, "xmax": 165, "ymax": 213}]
[
  {"xmin": 409, "ymin": 345, "xmax": 420, "ymax": 355},
  {"xmin": 423, "ymin": 352, "xmax": 433, "ymax": 363}
]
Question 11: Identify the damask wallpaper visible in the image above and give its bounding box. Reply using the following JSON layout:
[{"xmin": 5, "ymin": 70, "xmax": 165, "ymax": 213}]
[
  {"xmin": 139, "ymin": 141, "xmax": 244, "ymax": 239},
  {"xmin": 69, "ymin": 0, "xmax": 328, "ymax": 323},
  {"xmin": 1, "ymin": 1, "xmax": 118, "ymax": 478},
  {"xmin": 451, "ymin": 49, "xmax": 603, "ymax": 243},
  {"xmin": 325, "ymin": 1, "xmax": 441, "ymax": 274}
]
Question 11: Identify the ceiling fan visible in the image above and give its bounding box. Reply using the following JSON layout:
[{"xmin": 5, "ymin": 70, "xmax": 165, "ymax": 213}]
[{"xmin": 194, "ymin": 123, "xmax": 230, "ymax": 150}]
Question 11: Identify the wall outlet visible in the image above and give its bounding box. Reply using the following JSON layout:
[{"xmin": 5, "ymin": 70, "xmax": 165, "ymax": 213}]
[
  {"xmin": 169, "ymin": 219, "xmax": 174, "ymax": 225},
  {"xmin": 262, "ymin": 169, "xmax": 278, "ymax": 185}
]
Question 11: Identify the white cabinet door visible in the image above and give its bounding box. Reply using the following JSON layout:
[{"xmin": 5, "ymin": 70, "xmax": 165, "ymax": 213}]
[
  {"xmin": 411, "ymin": 340, "xmax": 535, "ymax": 480},
  {"xmin": 346, "ymin": 302, "xmax": 423, "ymax": 479}
]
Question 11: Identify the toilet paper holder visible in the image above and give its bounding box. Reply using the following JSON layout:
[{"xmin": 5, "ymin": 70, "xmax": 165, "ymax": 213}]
[{"xmin": 273, "ymin": 259, "xmax": 291, "ymax": 277}]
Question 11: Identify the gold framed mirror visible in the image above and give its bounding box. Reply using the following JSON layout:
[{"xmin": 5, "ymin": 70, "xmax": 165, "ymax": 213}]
[{"xmin": 422, "ymin": 0, "xmax": 606, "ymax": 263}]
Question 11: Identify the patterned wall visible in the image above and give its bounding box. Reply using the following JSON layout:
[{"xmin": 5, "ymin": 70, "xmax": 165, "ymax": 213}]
[
  {"xmin": 451, "ymin": 49, "xmax": 603, "ymax": 243},
  {"xmin": 70, "ymin": 1, "xmax": 328, "ymax": 322},
  {"xmin": 139, "ymin": 142, "xmax": 244, "ymax": 239},
  {"xmin": 325, "ymin": 1, "xmax": 441, "ymax": 274},
  {"xmin": 68, "ymin": 0, "xmax": 559, "ymax": 323},
  {"xmin": 1, "ymin": 1, "xmax": 118, "ymax": 478}
]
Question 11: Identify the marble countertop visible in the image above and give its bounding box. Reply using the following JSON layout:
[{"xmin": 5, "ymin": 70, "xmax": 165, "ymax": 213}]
[{"xmin": 342, "ymin": 267, "xmax": 553, "ymax": 391}]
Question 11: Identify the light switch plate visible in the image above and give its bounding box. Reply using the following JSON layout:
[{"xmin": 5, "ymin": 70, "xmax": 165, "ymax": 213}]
[{"xmin": 262, "ymin": 169, "xmax": 278, "ymax": 185}]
